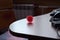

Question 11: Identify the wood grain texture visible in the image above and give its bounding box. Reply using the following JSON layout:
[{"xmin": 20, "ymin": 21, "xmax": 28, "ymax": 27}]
[
  {"xmin": 14, "ymin": 0, "xmax": 60, "ymax": 6},
  {"xmin": 0, "ymin": 0, "xmax": 13, "ymax": 9},
  {"xmin": 0, "ymin": 9, "xmax": 16, "ymax": 31}
]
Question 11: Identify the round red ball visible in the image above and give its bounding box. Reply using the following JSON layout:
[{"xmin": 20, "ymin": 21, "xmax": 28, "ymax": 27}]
[{"xmin": 27, "ymin": 15, "xmax": 33, "ymax": 23}]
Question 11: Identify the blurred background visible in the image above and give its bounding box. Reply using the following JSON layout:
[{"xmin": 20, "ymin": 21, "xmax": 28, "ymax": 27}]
[{"xmin": 0, "ymin": 0, "xmax": 60, "ymax": 40}]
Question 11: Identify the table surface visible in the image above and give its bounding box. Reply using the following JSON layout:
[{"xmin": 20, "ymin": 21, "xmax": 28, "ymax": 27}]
[{"xmin": 9, "ymin": 13, "xmax": 60, "ymax": 39}]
